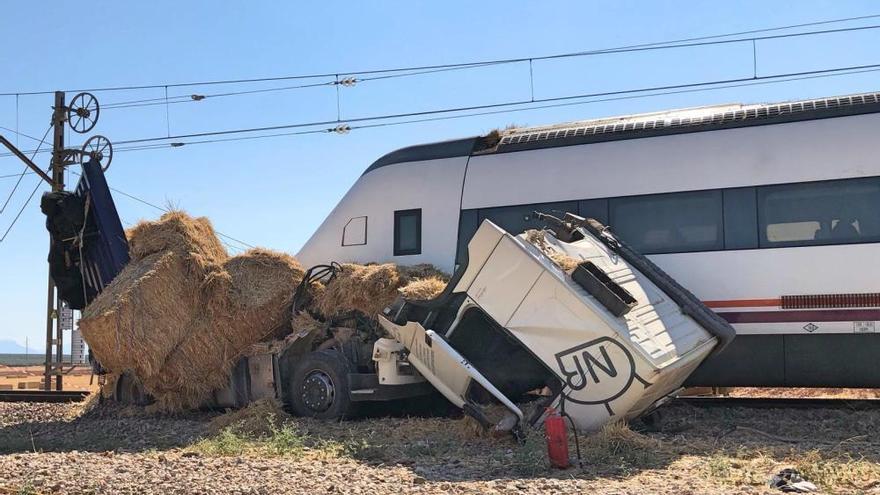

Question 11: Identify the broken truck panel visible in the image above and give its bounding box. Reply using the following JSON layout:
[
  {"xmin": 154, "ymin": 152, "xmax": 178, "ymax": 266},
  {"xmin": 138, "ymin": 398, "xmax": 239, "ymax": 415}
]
[
  {"xmin": 383, "ymin": 319, "xmax": 524, "ymax": 423},
  {"xmin": 380, "ymin": 216, "xmax": 736, "ymax": 432}
]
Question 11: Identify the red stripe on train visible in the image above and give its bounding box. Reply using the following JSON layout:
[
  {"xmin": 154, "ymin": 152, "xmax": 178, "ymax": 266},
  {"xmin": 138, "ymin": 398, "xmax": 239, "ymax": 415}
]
[
  {"xmin": 704, "ymin": 293, "xmax": 880, "ymax": 310},
  {"xmin": 704, "ymin": 298, "xmax": 781, "ymax": 308}
]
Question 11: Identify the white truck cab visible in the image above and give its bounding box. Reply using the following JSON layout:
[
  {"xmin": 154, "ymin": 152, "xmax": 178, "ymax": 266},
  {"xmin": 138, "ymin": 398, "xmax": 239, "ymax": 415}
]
[{"xmin": 378, "ymin": 213, "xmax": 734, "ymax": 432}]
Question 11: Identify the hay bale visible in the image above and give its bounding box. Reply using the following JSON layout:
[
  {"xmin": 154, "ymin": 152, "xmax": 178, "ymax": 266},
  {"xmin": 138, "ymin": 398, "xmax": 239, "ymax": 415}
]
[
  {"xmin": 398, "ymin": 264, "xmax": 447, "ymax": 280},
  {"xmin": 399, "ymin": 276, "xmax": 447, "ymax": 300},
  {"xmin": 314, "ymin": 263, "xmax": 404, "ymax": 319},
  {"xmin": 144, "ymin": 249, "xmax": 304, "ymax": 411},
  {"xmin": 79, "ymin": 210, "xmax": 450, "ymax": 411},
  {"xmin": 82, "ymin": 211, "xmax": 229, "ymax": 379},
  {"xmin": 127, "ymin": 211, "xmax": 227, "ymax": 266},
  {"xmin": 314, "ymin": 263, "xmax": 448, "ymax": 320},
  {"xmin": 80, "ymin": 212, "xmax": 304, "ymax": 412},
  {"xmin": 80, "ymin": 251, "xmax": 202, "ymax": 377}
]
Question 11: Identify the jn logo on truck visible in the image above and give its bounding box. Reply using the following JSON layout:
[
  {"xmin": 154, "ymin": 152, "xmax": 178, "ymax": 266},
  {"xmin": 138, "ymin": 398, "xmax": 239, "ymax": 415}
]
[{"xmin": 555, "ymin": 337, "xmax": 651, "ymax": 415}]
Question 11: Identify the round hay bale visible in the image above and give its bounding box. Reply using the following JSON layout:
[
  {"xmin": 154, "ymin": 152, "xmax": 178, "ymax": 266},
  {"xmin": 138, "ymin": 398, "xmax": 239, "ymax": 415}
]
[
  {"xmin": 399, "ymin": 276, "xmax": 447, "ymax": 300},
  {"xmin": 80, "ymin": 251, "xmax": 201, "ymax": 378}
]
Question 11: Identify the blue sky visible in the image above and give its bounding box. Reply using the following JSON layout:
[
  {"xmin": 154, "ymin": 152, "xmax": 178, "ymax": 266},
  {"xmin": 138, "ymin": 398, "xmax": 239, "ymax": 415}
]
[{"xmin": 1, "ymin": 0, "xmax": 879, "ymax": 351}]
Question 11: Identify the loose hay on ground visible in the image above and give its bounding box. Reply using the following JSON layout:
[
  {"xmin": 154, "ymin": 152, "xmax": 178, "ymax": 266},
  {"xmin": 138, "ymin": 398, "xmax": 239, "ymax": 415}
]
[{"xmin": 209, "ymin": 399, "xmax": 291, "ymax": 437}]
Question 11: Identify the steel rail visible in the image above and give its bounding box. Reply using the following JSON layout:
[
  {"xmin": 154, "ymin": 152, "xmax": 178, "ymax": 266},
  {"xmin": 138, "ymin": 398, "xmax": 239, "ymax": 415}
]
[
  {"xmin": 675, "ymin": 395, "xmax": 880, "ymax": 410},
  {"xmin": 0, "ymin": 390, "xmax": 90, "ymax": 403}
]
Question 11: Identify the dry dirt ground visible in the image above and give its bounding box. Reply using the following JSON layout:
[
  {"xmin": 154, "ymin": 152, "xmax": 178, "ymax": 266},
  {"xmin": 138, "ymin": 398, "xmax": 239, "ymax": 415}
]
[{"xmin": 1, "ymin": 398, "xmax": 879, "ymax": 494}]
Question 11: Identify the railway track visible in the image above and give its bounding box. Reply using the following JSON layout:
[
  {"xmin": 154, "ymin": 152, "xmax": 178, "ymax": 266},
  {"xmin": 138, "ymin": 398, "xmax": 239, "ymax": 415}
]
[
  {"xmin": 0, "ymin": 390, "xmax": 90, "ymax": 403},
  {"xmin": 675, "ymin": 395, "xmax": 880, "ymax": 410}
]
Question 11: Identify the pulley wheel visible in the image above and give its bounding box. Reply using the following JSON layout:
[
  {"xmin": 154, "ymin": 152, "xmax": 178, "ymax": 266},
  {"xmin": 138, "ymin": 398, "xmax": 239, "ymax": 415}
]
[
  {"xmin": 68, "ymin": 92, "xmax": 100, "ymax": 134},
  {"xmin": 81, "ymin": 135, "xmax": 113, "ymax": 171}
]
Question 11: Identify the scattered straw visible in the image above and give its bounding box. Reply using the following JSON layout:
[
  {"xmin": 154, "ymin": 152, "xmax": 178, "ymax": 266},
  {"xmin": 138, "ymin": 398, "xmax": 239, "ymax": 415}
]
[
  {"xmin": 209, "ymin": 398, "xmax": 291, "ymax": 437},
  {"xmin": 523, "ymin": 229, "xmax": 580, "ymax": 272}
]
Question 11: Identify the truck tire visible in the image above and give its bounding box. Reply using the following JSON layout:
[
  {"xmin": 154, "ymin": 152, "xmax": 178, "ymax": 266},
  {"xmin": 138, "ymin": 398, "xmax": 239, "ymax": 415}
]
[
  {"xmin": 115, "ymin": 371, "xmax": 151, "ymax": 406},
  {"xmin": 288, "ymin": 350, "xmax": 356, "ymax": 419}
]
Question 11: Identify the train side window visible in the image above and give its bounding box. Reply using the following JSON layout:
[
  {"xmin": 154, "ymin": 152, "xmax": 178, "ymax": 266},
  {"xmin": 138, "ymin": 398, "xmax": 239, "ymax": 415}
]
[
  {"xmin": 723, "ymin": 188, "xmax": 758, "ymax": 249},
  {"xmin": 758, "ymin": 177, "xmax": 880, "ymax": 248},
  {"xmin": 578, "ymin": 199, "xmax": 609, "ymax": 224},
  {"xmin": 342, "ymin": 216, "xmax": 367, "ymax": 246},
  {"xmin": 609, "ymin": 190, "xmax": 723, "ymax": 254},
  {"xmin": 479, "ymin": 201, "xmax": 578, "ymax": 235},
  {"xmin": 394, "ymin": 209, "xmax": 422, "ymax": 256}
]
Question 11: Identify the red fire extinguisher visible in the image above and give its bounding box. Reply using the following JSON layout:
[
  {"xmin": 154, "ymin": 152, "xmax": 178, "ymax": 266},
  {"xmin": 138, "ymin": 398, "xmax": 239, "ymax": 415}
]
[{"xmin": 544, "ymin": 407, "xmax": 570, "ymax": 468}]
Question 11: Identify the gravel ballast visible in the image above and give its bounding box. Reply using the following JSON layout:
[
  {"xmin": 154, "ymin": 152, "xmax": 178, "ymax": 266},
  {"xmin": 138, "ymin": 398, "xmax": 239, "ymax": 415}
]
[{"xmin": 1, "ymin": 400, "xmax": 878, "ymax": 494}]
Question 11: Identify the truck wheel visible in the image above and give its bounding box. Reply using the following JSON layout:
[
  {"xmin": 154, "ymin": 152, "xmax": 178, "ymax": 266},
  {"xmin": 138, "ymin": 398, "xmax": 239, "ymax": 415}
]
[
  {"xmin": 288, "ymin": 350, "xmax": 355, "ymax": 419},
  {"xmin": 115, "ymin": 371, "xmax": 151, "ymax": 406}
]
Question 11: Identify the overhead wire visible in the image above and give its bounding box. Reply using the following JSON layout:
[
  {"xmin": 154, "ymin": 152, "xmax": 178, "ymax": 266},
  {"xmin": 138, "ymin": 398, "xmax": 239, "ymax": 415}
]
[
  {"xmin": 0, "ymin": 124, "xmax": 52, "ymax": 214},
  {"xmin": 69, "ymin": 170, "xmax": 255, "ymax": 250},
  {"xmin": 0, "ymin": 176, "xmax": 45, "ymax": 243},
  {"xmin": 5, "ymin": 62, "xmax": 869, "ymax": 159},
  {"xmin": 79, "ymin": 22, "xmax": 880, "ymax": 111},
  {"xmin": 2, "ymin": 61, "xmax": 879, "ymax": 161},
  {"xmin": 3, "ymin": 13, "xmax": 880, "ymax": 97},
  {"xmin": 100, "ymin": 61, "xmax": 880, "ymax": 147}
]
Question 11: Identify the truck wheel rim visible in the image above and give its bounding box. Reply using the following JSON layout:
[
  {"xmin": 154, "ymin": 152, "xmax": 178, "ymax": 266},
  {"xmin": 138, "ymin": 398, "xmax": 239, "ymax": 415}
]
[{"xmin": 301, "ymin": 370, "xmax": 335, "ymax": 412}]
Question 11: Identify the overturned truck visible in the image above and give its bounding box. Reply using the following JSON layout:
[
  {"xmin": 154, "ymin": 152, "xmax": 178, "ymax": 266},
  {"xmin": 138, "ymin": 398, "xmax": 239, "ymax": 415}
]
[
  {"xmin": 379, "ymin": 212, "xmax": 735, "ymax": 432},
  {"xmin": 46, "ymin": 163, "xmax": 733, "ymax": 433}
]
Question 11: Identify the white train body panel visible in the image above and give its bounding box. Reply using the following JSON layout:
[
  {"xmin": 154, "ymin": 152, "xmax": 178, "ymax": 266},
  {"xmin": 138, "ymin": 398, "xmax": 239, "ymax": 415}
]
[
  {"xmin": 298, "ymin": 156, "xmax": 468, "ymax": 271},
  {"xmin": 298, "ymin": 92, "xmax": 880, "ymax": 387},
  {"xmin": 461, "ymin": 113, "xmax": 880, "ymax": 208}
]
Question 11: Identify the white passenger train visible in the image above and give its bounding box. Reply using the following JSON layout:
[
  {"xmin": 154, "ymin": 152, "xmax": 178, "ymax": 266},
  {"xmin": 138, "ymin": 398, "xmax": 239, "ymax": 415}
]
[{"xmin": 298, "ymin": 92, "xmax": 880, "ymax": 388}]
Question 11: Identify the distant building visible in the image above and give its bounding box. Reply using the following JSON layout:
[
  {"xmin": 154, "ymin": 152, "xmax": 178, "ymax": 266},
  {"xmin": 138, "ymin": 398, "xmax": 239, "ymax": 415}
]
[{"xmin": 71, "ymin": 326, "xmax": 87, "ymax": 365}]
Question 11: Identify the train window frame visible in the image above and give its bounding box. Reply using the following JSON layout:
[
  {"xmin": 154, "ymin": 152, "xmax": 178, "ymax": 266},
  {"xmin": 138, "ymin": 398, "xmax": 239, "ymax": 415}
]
[
  {"xmin": 341, "ymin": 216, "xmax": 368, "ymax": 247},
  {"xmin": 757, "ymin": 177, "xmax": 880, "ymax": 248},
  {"xmin": 723, "ymin": 187, "xmax": 759, "ymax": 250},
  {"xmin": 394, "ymin": 209, "xmax": 422, "ymax": 256},
  {"xmin": 456, "ymin": 176, "xmax": 880, "ymax": 259}
]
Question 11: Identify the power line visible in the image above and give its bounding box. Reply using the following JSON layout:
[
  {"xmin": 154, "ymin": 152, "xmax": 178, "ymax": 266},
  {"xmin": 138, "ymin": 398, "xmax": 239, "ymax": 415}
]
[
  {"xmin": 101, "ymin": 79, "xmax": 339, "ymax": 110},
  {"xmin": 0, "ymin": 173, "xmax": 46, "ymax": 243},
  {"xmin": 2, "ymin": 60, "xmax": 878, "ymax": 161},
  {"xmin": 65, "ymin": 21, "xmax": 880, "ymax": 111},
  {"xmin": 0, "ymin": 125, "xmax": 46, "ymax": 144},
  {"xmin": 3, "ymin": 13, "xmax": 880, "ymax": 97},
  {"xmin": 69, "ymin": 171, "xmax": 255, "ymax": 250},
  {"xmin": 14, "ymin": 63, "xmax": 868, "ymax": 159},
  {"xmin": 102, "ymin": 61, "xmax": 880, "ymax": 147},
  {"xmin": 0, "ymin": 124, "xmax": 52, "ymax": 214},
  {"xmin": 2, "ymin": 67, "xmax": 875, "ymax": 245}
]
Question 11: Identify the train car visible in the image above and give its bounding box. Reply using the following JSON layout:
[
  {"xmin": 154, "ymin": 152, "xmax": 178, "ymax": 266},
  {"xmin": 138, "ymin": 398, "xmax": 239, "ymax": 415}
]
[{"xmin": 297, "ymin": 92, "xmax": 880, "ymax": 388}]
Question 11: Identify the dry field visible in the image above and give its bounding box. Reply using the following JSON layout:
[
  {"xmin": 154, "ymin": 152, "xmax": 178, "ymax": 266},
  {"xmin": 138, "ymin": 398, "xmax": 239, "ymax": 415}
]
[
  {"xmin": 0, "ymin": 365, "xmax": 97, "ymax": 392},
  {"xmin": 1, "ymin": 396, "xmax": 879, "ymax": 494}
]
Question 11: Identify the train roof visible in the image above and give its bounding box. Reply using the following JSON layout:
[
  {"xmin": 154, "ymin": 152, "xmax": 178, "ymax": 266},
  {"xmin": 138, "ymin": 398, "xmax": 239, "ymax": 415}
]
[{"xmin": 363, "ymin": 91, "xmax": 880, "ymax": 175}]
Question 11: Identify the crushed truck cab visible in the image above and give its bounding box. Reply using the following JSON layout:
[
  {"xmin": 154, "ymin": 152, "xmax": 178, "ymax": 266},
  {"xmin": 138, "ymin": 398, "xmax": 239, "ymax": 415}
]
[{"xmin": 378, "ymin": 213, "xmax": 735, "ymax": 432}]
